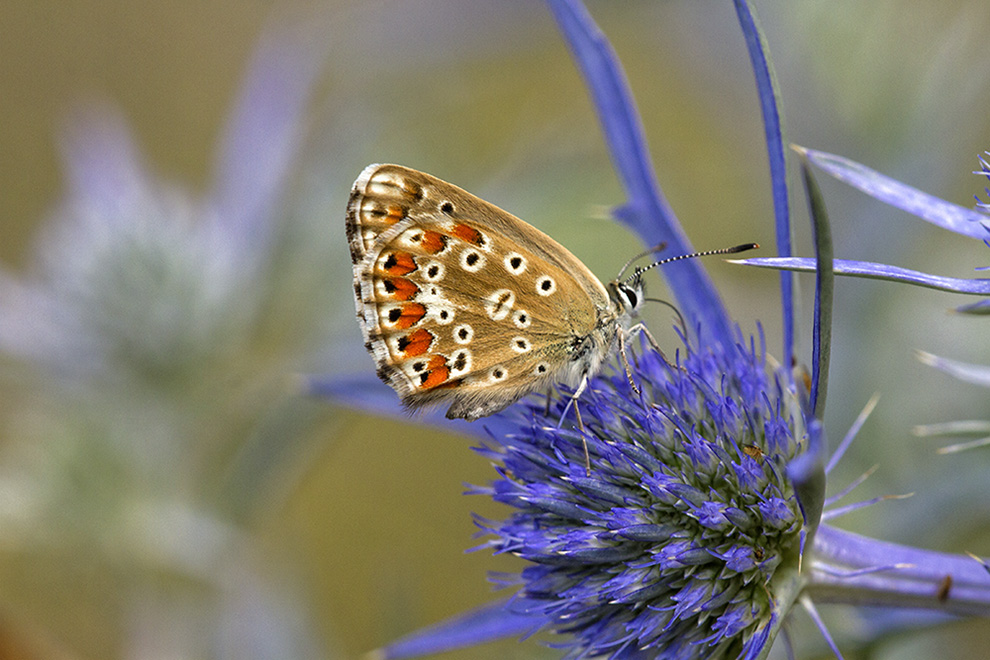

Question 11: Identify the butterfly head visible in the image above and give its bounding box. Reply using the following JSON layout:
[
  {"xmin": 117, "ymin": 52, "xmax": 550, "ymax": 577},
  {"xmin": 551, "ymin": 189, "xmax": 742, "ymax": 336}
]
[{"xmin": 607, "ymin": 275, "xmax": 646, "ymax": 323}]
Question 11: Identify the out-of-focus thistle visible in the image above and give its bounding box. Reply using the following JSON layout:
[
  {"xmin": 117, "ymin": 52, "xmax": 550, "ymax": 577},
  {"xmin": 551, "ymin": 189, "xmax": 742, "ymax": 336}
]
[{"xmin": 0, "ymin": 14, "xmax": 331, "ymax": 659}]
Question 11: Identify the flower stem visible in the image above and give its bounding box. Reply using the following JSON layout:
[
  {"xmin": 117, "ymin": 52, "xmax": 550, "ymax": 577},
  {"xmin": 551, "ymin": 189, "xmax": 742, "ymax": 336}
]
[{"xmin": 808, "ymin": 524, "xmax": 990, "ymax": 616}]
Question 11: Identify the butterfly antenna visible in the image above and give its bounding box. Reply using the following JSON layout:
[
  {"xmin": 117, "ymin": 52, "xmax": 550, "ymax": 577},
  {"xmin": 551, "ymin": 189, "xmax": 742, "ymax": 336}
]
[
  {"xmin": 625, "ymin": 242, "xmax": 759, "ymax": 284},
  {"xmin": 617, "ymin": 241, "xmax": 668, "ymax": 280}
]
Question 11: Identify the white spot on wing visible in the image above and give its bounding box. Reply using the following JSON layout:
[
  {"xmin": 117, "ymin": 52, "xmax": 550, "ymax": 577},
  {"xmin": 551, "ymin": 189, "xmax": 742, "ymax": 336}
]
[
  {"xmin": 536, "ymin": 275, "xmax": 557, "ymax": 296},
  {"xmin": 489, "ymin": 365, "xmax": 508, "ymax": 382},
  {"xmin": 460, "ymin": 248, "xmax": 486, "ymax": 272},
  {"xmin": 485, "ymin": 289, "xmax": 515, "ymax": 321},
  {"xmin": 453, "ymin": 324, "xmax": 474, "ymax": 344},
  {"xmin": 450, "ymin": 348, "xmax": 472, "ymax": 376},
  {"xmin": 433, "ymin": 306, "xmax": 455, "ymax": 325},
  {"xmin": 423, "ymin": 261, "xmax": 445, "ymax": 282},
  {"xmin": 511, "ymin": 336, "xmax": 532, "ymax": 353},
  {"xmin": 504, "ymin": 252, "xmax": 527, "ymax": 275}
]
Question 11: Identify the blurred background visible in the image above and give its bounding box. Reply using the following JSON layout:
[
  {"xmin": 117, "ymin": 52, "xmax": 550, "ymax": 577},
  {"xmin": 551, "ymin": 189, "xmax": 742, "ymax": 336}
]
[{"xmin": 0, "ymin": 0, "xmax": 989, "ymax": 658}]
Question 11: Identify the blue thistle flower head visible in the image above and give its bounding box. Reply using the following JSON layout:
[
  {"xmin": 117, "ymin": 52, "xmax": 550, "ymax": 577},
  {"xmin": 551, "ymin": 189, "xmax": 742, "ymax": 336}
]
[{"xmin": 473, "ymin": 333, "xmax": 806, "ymax": 659}]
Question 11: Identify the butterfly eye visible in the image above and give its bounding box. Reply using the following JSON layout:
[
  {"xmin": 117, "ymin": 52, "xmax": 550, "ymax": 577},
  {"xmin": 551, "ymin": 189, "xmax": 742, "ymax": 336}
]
[{"xmin": 616, "ymin": 282, "xmax": 641, "ymax": 311}]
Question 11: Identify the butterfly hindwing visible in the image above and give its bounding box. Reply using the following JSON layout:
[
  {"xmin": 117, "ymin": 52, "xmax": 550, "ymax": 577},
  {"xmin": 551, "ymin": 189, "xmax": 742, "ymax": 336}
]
[{"xmin": 347, "ymin": 164, "xmax": 621, "ymax": 419}]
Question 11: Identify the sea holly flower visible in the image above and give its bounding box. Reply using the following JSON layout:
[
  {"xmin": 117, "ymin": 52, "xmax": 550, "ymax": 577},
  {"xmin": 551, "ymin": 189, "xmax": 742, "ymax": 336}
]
[
  {"xmin": 319, "ymin": 1, "xmax": 990, "ymax": 658},
  {"xmin": 464, "ymin": 333, "xmax": 805, "ymax": 659}
]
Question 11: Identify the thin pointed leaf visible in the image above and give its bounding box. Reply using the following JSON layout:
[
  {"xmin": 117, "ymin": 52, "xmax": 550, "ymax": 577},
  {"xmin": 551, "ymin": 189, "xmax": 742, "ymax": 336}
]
[
  {"xmin": 802, "ymin": 148, "xmax": 990, "ymax": 240},
  {"xmin": 547, "ymin": 0, "xmax": 734, "ymax": 347},
  {"xmin": 799, "ymin": 596, "xmax": 846, "ymax": 660},
  {"xmin": 824, "ymin": 464, "xmax": 879, "ymax": 508},
  {"xmin": 736, "ymin": 257, "xmax": 990, "ymax": 295},
  {"xmin": 913, "ymin": 420, "xmax": 990, "ymax": 437},
  {"xmin": 955, "ymin": 299, "xmax": 990, "ymax": 314},
  {"xmin": 822, "ymin": 493, "xmax": 913, "ymax": 521},
  {"xmin": 937, "ymin": 436, "xmax": 990, "ymax": 454},
  {"xmin": 381, "ymin": 599, "xmax": 542, "ymax": 659},
  {"xmin": 787, "ymin": 418, "xmax": 826, "ymax": 544},
  {"xmin": 797, "ymin": 149, "xmax": 833, "ymax": 420},
  {"xmin": 826, "ymin": 394, "xmax": 879, "ymax": 475},
  {"xmin": 916, "ymin": 351, "xmax": 990, "ymax": 387},
  {"xmin": 733, "ymin": 0, "xmax": 796, "ymax": 368}
]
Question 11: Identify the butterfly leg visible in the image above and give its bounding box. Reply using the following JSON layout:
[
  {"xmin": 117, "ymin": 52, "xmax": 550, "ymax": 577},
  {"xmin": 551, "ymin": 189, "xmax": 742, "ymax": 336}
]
[
  {"xmin": 573, "ymin": 400, "xmax": 590, "ymax": 476},
  {"xmin": 627, "ymin": 322, "xmax": 669, "ymax": 365},
  {"xmin": 619, "ymin": 322, "xmax": 674, "ymax": 396},
  {"xmin": 616, "ymin": 328, "xmax": 641, "ymax": 396},
  {"xmin": 558, "ymin": 373, "xmax": 592, "ymax": 475}
]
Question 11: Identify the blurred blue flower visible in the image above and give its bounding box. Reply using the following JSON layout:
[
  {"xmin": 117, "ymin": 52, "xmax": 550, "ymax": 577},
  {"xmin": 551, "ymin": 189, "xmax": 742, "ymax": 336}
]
[
  {"xmin": 0, "ymin": 16, "xmax": 325, "ymax": 387},
  {"xmin": 0, "ymin": 12, "xmax": 332, "ymax": 659}
]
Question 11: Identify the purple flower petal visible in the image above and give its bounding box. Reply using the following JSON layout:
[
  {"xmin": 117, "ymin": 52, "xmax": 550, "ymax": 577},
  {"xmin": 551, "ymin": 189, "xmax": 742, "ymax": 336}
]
[
  {"xmin": 733, "ymin": 0, "xmax": 796, "ymax": 368},
  {"xmin": 381, "ymin": 598, "xmax": 543, "ymax": 659},
  {"xmin": 208, "ymin": 13, "xmax": 329, "ymax": 254},
  {"xmin": 547, "ymin": 0, "xmax": 735, "ymax": 348},
  {"xmin": 58, "ymin": 105, "xmax": 151, "ymax": 214},
  {"xmin": 803, "ymin": 148, "xmax": 990, "ymax": 240},
  {"xmin": 809, "ymin": 525, "xmax": 990, "ymax": 616},
  {"xmin": 737, "ymin": 257, "xmax": 990, "ymax": 295}
]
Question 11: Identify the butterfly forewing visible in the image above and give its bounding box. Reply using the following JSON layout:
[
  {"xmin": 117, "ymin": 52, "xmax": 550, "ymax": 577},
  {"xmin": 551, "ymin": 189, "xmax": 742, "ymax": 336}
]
[{"xmin": 347, "ymin": 164, "xmax": 617, "ymax": 419}]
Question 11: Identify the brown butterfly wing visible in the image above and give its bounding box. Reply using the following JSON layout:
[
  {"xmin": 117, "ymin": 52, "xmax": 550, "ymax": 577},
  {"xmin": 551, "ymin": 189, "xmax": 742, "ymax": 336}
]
[{"xmin": 347, "ymin": 164, "xmax": 617, "ymax": 419}]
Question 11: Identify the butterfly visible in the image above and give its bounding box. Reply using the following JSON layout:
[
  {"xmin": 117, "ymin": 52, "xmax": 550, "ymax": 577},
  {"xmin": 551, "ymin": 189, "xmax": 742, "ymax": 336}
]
[{"xmin": 347, "ymin": 163, "xmax": 755, "ymax": 425}]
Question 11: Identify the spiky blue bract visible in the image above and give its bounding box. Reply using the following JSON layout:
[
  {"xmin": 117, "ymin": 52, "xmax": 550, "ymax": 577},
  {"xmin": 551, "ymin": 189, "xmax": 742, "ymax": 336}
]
[
  {"xmin": 471, "ymin": 335, "xmax": 807, "ymax": 659},
  {"xmin": 801, "ymin": 147, "xmax": 989, "ymax": 240}
]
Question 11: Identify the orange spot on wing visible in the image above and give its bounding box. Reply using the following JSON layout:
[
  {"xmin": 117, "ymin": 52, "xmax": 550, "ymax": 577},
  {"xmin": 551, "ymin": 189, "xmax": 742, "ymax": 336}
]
[
  {"xmin": 381, "ymin": 251, "xmax": 417, "ymax": 276},
  {"xmin": 420, "ymin": 355, "xmax": 451, "ymax": 389},
  {"xmin": 450, "ymin": 223, "xmax": 483, "ymax": 246},
  {"xmin": 387, "ymin": 277, "xmax": 419, "ymax": 301},
  {"xmin": 420, "ymin": 230, "xmax": 448, "ymax": 254},
  {"xmin": 385, "ymin": 204, "xmax": 405, "ymax": 224},
  {"xmin": 399, "ymin": 328, "xmax": 433, "ymax": 357},
  {"xmin": 394, "ymin": 302, "xmax": 426, "ymax": 329}
]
